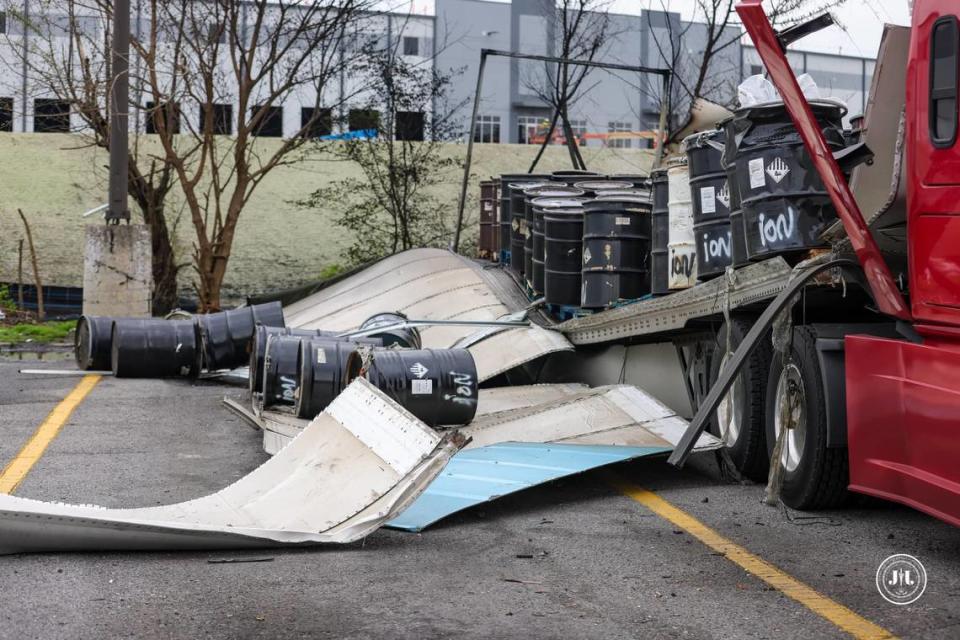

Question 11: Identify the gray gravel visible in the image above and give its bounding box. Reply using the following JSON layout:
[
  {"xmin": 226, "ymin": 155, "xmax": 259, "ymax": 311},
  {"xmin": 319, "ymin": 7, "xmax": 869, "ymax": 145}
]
[{"xmin": 1, "ymin": 358, "xmax": 958, "ymax": 640}]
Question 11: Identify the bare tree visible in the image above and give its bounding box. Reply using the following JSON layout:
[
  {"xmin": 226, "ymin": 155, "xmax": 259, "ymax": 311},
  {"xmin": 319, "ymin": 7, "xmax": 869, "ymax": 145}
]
[
  {"xmin": 3, "ymin": 0, "xmax": 376, "ymax": 311},
  {"xmin": 134, "ymin": 0, "xmax": 375, "ymax": 310},
  {"xmin": 641, "ymin": 0, "xmax": 847, "ymax": 136},
  {"xmin": 298, "ymin": 32, "xmax": 469, "ymax": 264},
  {"xmin": 521, "ymin": 0, "xmax": 613, "ymax": 170},
  {"xmin": 1, "ymin": 0, "xmax": 182, "ymax": 313}
]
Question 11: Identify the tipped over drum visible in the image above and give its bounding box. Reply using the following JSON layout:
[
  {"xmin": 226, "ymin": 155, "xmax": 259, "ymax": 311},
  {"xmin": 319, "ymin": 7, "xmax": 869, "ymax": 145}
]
[
  {"xmin": 359, "ymin": 311, "xmax": 421, "ymax": 349},
  {"xmin": 351, "ymin": 348, "xmax": 478, "ymax": 426},
  {"xmin": 75, "ymin": 315, "xmax": 119, "ymax": 371},
  {"xmin": 111, "ymin": 319, "xmax": 199, "ymax": 378},
  {"xmin": 294, "ymin": 338, "xmax": 363, "ymax": 419},
  {"xmin": 196, "ymin": 301, "xmax": 284, "ymax": 371}
]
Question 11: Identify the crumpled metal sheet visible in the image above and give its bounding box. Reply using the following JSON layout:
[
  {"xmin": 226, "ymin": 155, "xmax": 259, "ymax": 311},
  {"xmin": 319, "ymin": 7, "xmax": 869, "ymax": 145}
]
[
  {"xmin": 0, "ymin": 379, "xmax": 464, "ymax": 555},
  {"xmin": 384, "ymin": 384, "xmax": 721, "ymax": 531},
  {"xmin": 468, "ymin": 326, "xmax": 573, "ymax": 383},
  {"xmin": 283, "ymin": 249, "xmax": 512, "ymax": 348}
]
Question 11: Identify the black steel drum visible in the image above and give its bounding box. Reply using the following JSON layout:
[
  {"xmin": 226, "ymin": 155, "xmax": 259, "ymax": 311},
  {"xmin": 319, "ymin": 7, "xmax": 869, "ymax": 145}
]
[
  {"xmin": 581, "ymin": 196, "xmax": 652, "ymax": 308},
  {"xmin": 508, "ymin": 179, "xmax": 552, "ymax": 275},
  {"xmin": 543, "ymin": 207, "xmax": 586, "ymax": 306},
  {"xmin": 727, "ymin": 101, "xmax": 846, "ymax": 260},
  {"xmin": 650, "ymin": 167, "xmax": 670, "ymax": 294},
  {"xmin": 530, "ymin": 197, "xmax": 590, "ymax": 297},
  {"xmin": 522, "ymin": 186, "xmax": 584, "ymax": 292},
  {"xmin": 685, "ymin": 129, "xmax": 733, "ymax": 279},
  {"xmin": 499, "ymin": 174, "xmax": 550, "ymax": 267}
]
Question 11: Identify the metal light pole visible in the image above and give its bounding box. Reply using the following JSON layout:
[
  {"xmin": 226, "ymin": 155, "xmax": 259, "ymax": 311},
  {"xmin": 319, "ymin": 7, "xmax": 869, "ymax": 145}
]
[{"xmin": 107, "ymin": 0, "xmax": 130, "ymax": 223}]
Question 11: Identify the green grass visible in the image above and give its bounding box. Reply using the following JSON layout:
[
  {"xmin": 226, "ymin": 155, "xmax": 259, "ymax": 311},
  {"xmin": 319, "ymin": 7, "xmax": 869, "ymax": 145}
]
[
  {"xmin": 0, "ymin": 320, "xmax": 76, "ymax": 344},
  {"xmin": 0, "ymin": 133, "xmax": 654, "ymax": 303}
]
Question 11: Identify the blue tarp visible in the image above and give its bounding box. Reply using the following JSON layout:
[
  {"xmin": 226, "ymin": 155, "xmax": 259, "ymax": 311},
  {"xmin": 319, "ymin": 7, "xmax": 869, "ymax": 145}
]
[{"xmin": 387, "ymin": 441, "xmax": 671, "ymax": 531}]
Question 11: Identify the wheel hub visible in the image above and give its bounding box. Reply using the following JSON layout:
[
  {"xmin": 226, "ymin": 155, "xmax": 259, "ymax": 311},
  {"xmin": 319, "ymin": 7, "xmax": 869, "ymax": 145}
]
[
  {"xmin": 774, "ymin": 362, "xmax": 806, "ymax": 473},
  {"xmin": 715, "ymin": 352, "xmax": 744, "ymax": 447}
]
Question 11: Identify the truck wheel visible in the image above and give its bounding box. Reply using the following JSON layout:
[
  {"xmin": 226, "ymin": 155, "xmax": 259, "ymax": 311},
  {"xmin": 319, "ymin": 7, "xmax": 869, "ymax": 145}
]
[
  {"xmin": 709, "ymin": 316, "xmax": 771, "ymax": 482},
  {"xmin": 764, "ymin": 325, "xmax": 850, "ymax": 509}
]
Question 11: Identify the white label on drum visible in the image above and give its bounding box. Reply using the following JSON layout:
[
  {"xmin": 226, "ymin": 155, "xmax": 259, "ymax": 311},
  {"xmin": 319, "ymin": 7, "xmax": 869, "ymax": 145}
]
[
  {"xmin": 699, "ymin": 187, "xmax": 716, "ymax": 214},
  {"xmin": 749, "ymin": 158, "xmax": 765, "ymax": 189},
  {"xmin": 583, "ymin": 247, "xmax": 592, "ymax": 264},
  {"xmin": 615, "ymin": 216, "xmax": 631, "ymax": 226},
  {"xmin": 316, "ymin": 347, "xmax": 327, "ymax": 364},
  {"xmin": 411, "ymin": 379, "xmax": 433, "ymax": 395}
]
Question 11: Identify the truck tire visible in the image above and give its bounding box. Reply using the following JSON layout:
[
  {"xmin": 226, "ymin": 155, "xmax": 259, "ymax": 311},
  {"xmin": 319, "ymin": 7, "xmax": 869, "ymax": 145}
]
[
  {"xmin": 708, "ymin": 316, "xmax": 771, "ymax": 482},
  {"xmin": 764, "ymin": 325, "xmax": 850, "ymax": 509}
]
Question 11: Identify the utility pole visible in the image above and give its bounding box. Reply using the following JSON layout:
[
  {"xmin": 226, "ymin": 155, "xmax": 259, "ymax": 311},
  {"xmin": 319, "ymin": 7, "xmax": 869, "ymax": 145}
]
[
  {"xmin": 107, "ymin": 0, "xmax": 130, "ymax": 223},
  {"xmin": 83, "ymin": 0, "xmax": 151, "ymax": 317}
]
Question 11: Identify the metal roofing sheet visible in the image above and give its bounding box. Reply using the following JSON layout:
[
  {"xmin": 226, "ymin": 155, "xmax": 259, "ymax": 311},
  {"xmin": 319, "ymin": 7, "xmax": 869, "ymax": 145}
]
[{"xmin": 386, "ymin": 442, "xmax": 670, "ymax": 532}]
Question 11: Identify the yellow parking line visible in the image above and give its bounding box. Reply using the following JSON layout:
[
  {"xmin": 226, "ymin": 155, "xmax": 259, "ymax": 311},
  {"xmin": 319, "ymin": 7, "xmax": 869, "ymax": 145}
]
[
  {"xmin": 0, "ymin": 374, "xmax": 101, "ymax": 494},
  {"xmin": 611, "ymin": 477, "xmax": 897, "ymax": 640}
]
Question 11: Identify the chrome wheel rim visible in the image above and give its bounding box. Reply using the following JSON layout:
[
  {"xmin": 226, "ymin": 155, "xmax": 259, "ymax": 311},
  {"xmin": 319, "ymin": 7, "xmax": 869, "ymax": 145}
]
[
  {"xmin": 715, "ymin": 352, "xmax": 744, "ymax": 447},
  {"xmin": 774, "ymin": 362, "xmax": 806, "ymax": 473}
]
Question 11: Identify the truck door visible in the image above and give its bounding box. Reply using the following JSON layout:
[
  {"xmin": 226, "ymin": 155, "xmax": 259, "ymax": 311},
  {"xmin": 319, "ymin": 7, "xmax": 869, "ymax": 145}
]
[{"xmin": 908, "ymin": 5, "xmax": 960, "ymax": 325}]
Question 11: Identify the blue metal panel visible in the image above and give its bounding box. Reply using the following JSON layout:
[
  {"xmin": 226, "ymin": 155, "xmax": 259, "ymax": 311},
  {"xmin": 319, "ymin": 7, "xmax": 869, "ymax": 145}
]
[{"xmin": 387, "ymin": 442, "xmax": 670, "ymax": 531}]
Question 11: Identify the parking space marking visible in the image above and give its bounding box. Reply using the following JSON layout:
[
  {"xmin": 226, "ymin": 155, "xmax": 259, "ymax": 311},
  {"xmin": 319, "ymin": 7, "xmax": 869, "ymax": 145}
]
[
  {"xmin": 0, "ymin": 374, "xmax": 101, "ymax": 494},
  {"xmin": 611, "ymin": 477, "xmax": 897, "ymax": 640}
]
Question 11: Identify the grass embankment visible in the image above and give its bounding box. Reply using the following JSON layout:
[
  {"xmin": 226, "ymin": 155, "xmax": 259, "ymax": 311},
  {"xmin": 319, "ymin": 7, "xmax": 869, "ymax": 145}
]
[
  {"xmin": 0, "ymin": 133, "xmax": 654, "ymax": 303},
  {"xmin": 0, "ymin": 320, "xmax": 75, "ymax": 344}
]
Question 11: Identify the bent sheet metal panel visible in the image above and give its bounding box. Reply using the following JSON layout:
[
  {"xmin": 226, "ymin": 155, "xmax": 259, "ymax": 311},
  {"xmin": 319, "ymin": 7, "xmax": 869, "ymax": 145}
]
[
  {"xmin": 283, "ymin": 249, "xmax": 513, "ymax": 348},
  {"xmin": 258, "ymin": 383, "xmax": 588, "ymax": 456},
  {"xmin": 386, "ymin": 385, "xmax": 721, "ymax": 531},
  {"xmin": 386, "ymin": 442, "xmax": 671, "ymax": 532},
  {"xmin": 0, "ymin": 379, "xmax": 464, "ymax": 555}
]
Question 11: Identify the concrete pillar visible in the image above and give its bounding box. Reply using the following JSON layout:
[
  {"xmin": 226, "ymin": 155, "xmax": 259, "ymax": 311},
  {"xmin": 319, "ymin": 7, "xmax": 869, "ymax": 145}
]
[{"xmin": 82, "ymin": 224, "xmax": 153, "ymax": 317}]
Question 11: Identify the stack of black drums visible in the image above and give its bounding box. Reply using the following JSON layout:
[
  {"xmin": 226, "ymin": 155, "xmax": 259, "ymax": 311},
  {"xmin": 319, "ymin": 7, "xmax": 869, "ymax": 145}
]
[
  {"xmin": 581, "ymin": 194, "xmax": 652, "ymax": 308},
  {"xmin": 649, "ymin": 168, "xmax": 670, "ymax": 294},
  {"xmin": 684, "ymin": 129, "xmax": 733, "ymax": 280},
  {"xmin": 507, "ymin": 177, "xmax": 553, "ymax": 275},
  {"xmin": 499, "ymin": 174, "xmax": 550, "ymax": 267}
]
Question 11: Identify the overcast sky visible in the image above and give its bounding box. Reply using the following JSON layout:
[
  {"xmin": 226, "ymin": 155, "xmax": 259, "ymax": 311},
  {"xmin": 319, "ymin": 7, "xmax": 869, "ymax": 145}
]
[{"xmin": 403, "ymin": 0, "xmax": 912, "ymax": 59}]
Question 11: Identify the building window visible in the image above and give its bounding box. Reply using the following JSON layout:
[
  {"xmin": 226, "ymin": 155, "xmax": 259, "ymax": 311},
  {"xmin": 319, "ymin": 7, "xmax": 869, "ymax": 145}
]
[
  {"xmin": 145, "ymin": 101, "xmax": 180, "ymax": 134},
  {"xmin": 0, "ymin": 97, "xmax": 12, "ymax": 132},
  {"xmin": 395, "ymin": 111, "xmax": 424, "ymax": 141},
  {"xmin": 517, "ymin": 115, "xmax": 542, "ymax": 144},
  {"xmin": 930, "ymin": 16, "xmax": 959, "ymax": 147},
  {"xmin": 200, "ymin": 103, "xmax": 232, "ymax": 135},
  {"xmin": 607, "ymin": 121, "xmax": 632, "ymax": 148},
  {"xmin": 474, "ymin": 115, "xmax": 500, "ymax": 143},
  {"xmin": 33, "ymin": 99, "xmax": 70, "ymax": 133},
  {"xmin": 251, "ymin": 105, "xmax": 283, "ymax": 137},
  {"xmin": 301, "ymin": 107, "xmax": 332, "ymax": 138},
  {"xmin": 0, "ymin": 11, "xmax": 6, "ymax": 35},
  {"xmin": 348, "ymin": 108, "xmax": 379, "ymax": 132},
  {"xmin": 402, "ymin": 36, "xmax": 419, "ymax": 56}
]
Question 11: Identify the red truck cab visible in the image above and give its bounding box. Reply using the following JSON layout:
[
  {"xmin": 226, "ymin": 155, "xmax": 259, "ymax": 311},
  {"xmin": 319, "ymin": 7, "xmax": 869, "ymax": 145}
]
[{"xmin": 739, "ymin": 0, "xmax": 960, "ymax": 526}]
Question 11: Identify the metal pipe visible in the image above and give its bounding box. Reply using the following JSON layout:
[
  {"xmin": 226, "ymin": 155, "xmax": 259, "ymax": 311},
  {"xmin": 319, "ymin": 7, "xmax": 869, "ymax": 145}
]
[
  {"xmin": 338, "ymin": 318, "xmax": 530, "ymax": 339},
  {"xmin": 453, "ymin": 50, "xmax": 488, "ymax": 253},
  {"xmin": 107, "ymin": 0, "xmax": 130, "ymax": 223}
]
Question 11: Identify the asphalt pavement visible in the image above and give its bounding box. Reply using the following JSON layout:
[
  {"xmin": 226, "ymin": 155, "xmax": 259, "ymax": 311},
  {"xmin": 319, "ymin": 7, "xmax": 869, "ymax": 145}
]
[{"xmin": 1, "ymin": 358, "xmax": 958, "ymax": 640}]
